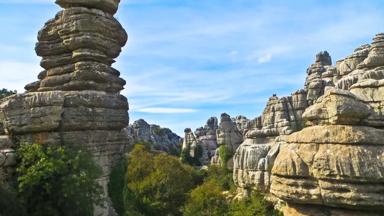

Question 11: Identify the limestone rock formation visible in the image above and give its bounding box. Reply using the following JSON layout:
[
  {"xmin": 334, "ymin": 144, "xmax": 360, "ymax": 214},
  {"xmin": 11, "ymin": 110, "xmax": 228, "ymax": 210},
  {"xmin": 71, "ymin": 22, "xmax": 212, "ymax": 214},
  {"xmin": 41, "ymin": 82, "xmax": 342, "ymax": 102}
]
[
  {"xmin": 270, "ymin": 88, "xmax": 384, "ymax": 215},
  {"xmin": 194, "ymin": 117, "xmax": 218, "ymax": 164},
  {"xmin": 210, "ymin": 113, "xmax": 243, "ymax": 167},
  {"xmin": 182, "ymin": 114, "xmax": 245, "ymax": 166},
  {"xmin": 216, "ymin": 113, "xmax": 243, "ymax": 151},
  {"xmin": 0, "ymin": 1, "xmax": 129, "ymax": 215},
  {"xmin": 181, "ymin": 128, "xmax": 200, "ymax": 160},
  {"xmin": 126, "ymin": 119, "xmax": 182, "ymax": 155},
  {"xmin": 233, "ymin": 90, "xmax": 308, "ymax": 194},
  {"xmin": 233, "ymin": 33, "xmax": 384, "ymax": 215}
]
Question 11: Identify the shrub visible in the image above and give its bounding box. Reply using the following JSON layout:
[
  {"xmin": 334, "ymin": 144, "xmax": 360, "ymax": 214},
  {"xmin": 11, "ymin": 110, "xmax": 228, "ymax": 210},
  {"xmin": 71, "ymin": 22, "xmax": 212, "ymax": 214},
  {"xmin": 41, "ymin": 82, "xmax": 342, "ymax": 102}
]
[
  {"xmin": 17, "ymin": 143, "xmax": 103, "ymax": 216},
  {"xmin": 205, "ymin": 165, "xmax": 235, "ymax": 191},
  {"xmin": 122, "ymin": 144, "xmax": 197, "ymax": 216},
  {"xmin": 218, "ymin": 145, "xmax": 233, "ymax": 168},
  {"xmin": 0, "ymin": 88, "xmax": 16, "ymax": 100},
  {"xmin": 180, "ymin": 144, "xmax": 203, "ymax": 167},
  {"xmin": 108, "ymin": 156, "xmax": 128, "ymax": 216},
  {"xmin": 229, "ymin": 192, "xmax": 282, "ymax": 216},
  {"xmin": 183, "ymin": 179, "xmax": 229, "ymax": 216}
]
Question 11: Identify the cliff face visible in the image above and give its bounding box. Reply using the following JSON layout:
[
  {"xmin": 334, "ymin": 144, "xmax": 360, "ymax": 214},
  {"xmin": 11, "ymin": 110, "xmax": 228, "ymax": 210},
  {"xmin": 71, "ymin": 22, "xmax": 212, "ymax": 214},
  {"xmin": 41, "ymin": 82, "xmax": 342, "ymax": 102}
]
[
  {"xmin": 126, "ymin": 119, "xmax": 182, "ymax": 155},
  {"xmin": 233, "ymin": 33, "xmax": 384, "ymax": 215},
  {"xmin": 0, "ymin": 1, "xmax": 130, "ymax": 215}
]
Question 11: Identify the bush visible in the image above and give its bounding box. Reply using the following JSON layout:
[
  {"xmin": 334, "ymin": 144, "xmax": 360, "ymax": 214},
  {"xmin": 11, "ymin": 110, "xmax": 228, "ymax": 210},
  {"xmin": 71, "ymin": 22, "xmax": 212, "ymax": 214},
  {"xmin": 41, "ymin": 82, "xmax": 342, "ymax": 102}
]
[
  {"xmin": 17, "ymin": 143, "xmax": 103, "ymax": 216},
  {"xmin": 183, "ymin": 179, "xmax": 229, "ymax": 216},
  {"xmin": 180, "ymin": 144, "xmax": 203, "ymax": 167},
  {"xmin": 109, "ymin": 156, "xmax": 128, "ymax": 216},
  {"xmin": 218, "ymin": 145, "xmax": 233, "ymax": 168},
  {"xmin": 0, "ymin": 88, "xmax": 16, "ymax": 100},
  {"xmin": 122, "ymin": 144, "xmax": 197, "ymax": 216},
  {"xmin": 229, "ymin": 192, "xmax": 282, "ymax": 216},
  {"xmin": 205, "ymin": 166, "xmax": 235, "ymax": 191}
]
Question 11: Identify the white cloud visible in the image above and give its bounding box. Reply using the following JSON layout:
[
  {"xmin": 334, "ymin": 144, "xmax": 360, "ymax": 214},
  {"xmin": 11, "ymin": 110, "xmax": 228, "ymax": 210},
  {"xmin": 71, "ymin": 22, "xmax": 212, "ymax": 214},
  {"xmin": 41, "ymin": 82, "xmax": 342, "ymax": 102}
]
[
  {"xmin": 136, "ymin": 107, "xmax": 197, "ymax": 114},
  {"xmin": 257, "ymin": 53, "xmax": 272, "ymax": 64}
]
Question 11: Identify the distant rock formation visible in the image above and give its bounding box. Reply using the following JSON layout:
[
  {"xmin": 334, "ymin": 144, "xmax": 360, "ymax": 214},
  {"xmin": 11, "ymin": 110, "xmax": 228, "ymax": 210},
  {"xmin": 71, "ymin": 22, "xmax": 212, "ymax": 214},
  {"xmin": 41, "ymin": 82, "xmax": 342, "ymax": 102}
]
[
  {"xmin": 182, "ymin": 114, "xmax": 244, "ymax": 167},
  {"xmin": 126, "ymin": 119, "xmax": 182, "ymax": 155},
  {"xmin": 233, "ymin": 33, "xmax": 384, "ymax": 215},
  {"xmin": 0, "ymin": 1, "xmax": 130, "ymax": 215}
]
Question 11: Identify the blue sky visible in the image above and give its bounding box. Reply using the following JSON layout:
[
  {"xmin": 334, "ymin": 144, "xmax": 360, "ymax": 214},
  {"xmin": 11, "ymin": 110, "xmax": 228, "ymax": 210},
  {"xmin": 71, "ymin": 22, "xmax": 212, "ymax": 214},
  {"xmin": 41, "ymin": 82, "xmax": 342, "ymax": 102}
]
[{"xmin": 0, "ymin": 0, "xmax": 383, "ymax": 135}]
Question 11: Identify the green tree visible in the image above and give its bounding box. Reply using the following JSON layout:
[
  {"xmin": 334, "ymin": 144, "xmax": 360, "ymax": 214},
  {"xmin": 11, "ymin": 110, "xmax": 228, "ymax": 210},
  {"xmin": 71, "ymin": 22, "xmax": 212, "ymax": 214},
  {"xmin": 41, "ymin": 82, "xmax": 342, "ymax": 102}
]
[
  {"xmin": 17, "ymin": 143, "xmax": 103, "ymax": 216},
  {"xmin": 123, "ymin": 144, "xmax": 197, "ymax": 216},
  {"xmin": 205, "ymin": 165, "xmax": 235, "ymax": 191},
  {"xmin": 218, "ymin": 145, "xmax": 233, "ymax": 169},
  {"xmin": 109, "ymin": 156, "xmax": 128, "ymax": 216},
  {"xmin": 183, "ymin": 179, "xmax": 229, "ymax": 216},
  {"xmin": 0, "ymin": 88, "xmax": 16, "ymax": 100}
]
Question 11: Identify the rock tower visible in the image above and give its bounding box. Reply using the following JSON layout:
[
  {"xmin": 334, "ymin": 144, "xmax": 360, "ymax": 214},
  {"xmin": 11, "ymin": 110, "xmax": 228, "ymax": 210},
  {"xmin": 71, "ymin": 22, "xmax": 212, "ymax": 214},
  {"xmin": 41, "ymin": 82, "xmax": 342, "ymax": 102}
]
[{"xmin": 0, "ymin": 0, "xmax": 130, "ymax": 215}]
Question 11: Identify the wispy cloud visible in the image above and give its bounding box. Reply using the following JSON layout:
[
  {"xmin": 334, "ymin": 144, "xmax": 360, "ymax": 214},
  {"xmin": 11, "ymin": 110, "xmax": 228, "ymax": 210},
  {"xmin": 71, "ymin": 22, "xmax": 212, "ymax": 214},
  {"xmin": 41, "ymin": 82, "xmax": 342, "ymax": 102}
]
[{"xmin": 1, "ymin": 0, "xmax": 383, "ymax": 135}]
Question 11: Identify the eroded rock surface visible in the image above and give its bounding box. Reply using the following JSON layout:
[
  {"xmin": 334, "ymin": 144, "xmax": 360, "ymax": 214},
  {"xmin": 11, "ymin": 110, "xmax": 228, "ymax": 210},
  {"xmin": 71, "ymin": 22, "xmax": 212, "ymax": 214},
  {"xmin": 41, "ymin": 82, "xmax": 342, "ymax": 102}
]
[
  {"xmin": 271, "ymin": 89, "xmax": 384, "ymax": 214},
  {"xmin": 0, "ymin": 1, "xmax": 129, "ymax": 215},
  {"xmin": 126, "ymin": 119, "xmax": 181, "ymax": 155},
  {"xmin": 233, "ymin": 33, "xmax": 384, "ymax": 215}
]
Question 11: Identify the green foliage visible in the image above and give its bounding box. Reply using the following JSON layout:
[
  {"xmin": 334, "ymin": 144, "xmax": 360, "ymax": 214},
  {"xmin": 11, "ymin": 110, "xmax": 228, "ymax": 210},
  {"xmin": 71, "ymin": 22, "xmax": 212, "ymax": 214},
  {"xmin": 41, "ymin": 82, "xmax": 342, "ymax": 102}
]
[
  {"xmin": 180, "ymin": 144, "xmax": 203, "ymax": 167},
  {"xmin": 205, "ymin": 166, "xmax": 235, "ymax": 191},
  {"xmin": 183, "ymin": 166, "xmax": 280, "ymax": 216},
  {"xmin": 0, "ymin": 88, "xmax": 16, "ymax": 100},
  {"xmin": 109, "ymin": 156, "xmax": 128, "ymax": 216},
  {"xmin": 0, "ymin": 184, "xmax": 26, "ymax": 216},
  {"xmin": 229, "ymin": 192, "xmax": 282, "ymax": 216},
  {"xmin": 183, "ymin": 179, "xmax": 229, "ymax": 216},
  {"xmin": 218, "ymin": 145, "xmax": 233, "ymax": 167},
  {"xmin": 16, "ymin": 143, "xmax": 103, "ymax": 216},
  {"xmin": 122, "ymin": 144, "xmax": 197, "ymax": 216}
]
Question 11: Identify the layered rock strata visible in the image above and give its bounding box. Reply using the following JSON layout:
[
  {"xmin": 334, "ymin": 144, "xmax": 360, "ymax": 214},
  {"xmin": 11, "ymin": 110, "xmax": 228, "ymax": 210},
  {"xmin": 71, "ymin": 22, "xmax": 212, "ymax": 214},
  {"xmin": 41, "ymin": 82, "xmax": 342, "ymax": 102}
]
[
  {"xmin": 126, "ymin": 119, "xmax": 182, "ymax": 155},
  {"xmin": 0, "ymin": 1, "xmax": 129, "ymax": 215},
  {"xmin": 182, "ymin": 114, "xmax": 244, "ymax": 166},
  {"xmin": 271, "ymin": 89, "xmax": 384, "ymax": 215},
  {"xmin": 233, "ymin": 33, "xmax": 384, "ymax": 215},
  {"xmin": 194, "ymin": 117, "xmax": 218, "ymax": 164}
]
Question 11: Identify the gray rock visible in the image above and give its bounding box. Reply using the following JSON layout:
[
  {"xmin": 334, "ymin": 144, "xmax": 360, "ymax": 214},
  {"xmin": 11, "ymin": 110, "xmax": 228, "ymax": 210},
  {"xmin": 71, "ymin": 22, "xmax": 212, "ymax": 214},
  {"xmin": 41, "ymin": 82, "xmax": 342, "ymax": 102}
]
[{"xmin": 126, "ymin": 119, "xmax": 182, "ymax": 155}]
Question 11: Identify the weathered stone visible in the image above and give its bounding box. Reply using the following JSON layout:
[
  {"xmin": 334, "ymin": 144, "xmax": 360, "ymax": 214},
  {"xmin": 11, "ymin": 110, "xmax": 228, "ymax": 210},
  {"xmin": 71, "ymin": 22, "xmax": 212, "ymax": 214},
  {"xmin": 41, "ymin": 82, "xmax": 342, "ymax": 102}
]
[
  {"xmin": 29, "ymin": 5, "xmax": 127, "ymax": 93},
  {"xmin": 56, "ymin": 0, "xmax": 121, "ymax": 15},
  {"xmin": 126, "ymin": 119, "xmax": 181, "ymax": 154},
  {"xmin": 233, "ymin": 33, "xmax": 384, "ymax": 215},
  {"xmin": 302, "ymin": 88, "xmax": 372, "ymax": 126},
  {"xmin": 0, "ymin": 1, "xmax": 130, "ymax": 215},
  {"xmin": 336, "ymin": 44, "xmax": 370, "ymax": 76},
  {"xmin": 216, "ymin": 113, "xmax": 243, "ymax": 152}
]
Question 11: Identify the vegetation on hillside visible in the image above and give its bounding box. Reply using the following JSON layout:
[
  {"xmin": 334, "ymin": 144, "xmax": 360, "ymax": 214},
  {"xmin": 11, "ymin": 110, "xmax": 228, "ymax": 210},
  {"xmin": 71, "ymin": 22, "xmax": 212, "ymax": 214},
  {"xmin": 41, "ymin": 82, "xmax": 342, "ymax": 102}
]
[
  {"xmin": 0, "ymin": 143, "xmax": 103, "ymax": 216},
  {"xmin": 0, "ymin": 88, "xmax": 16, "ymax": 100},
  {"xmin": 109, "ymin": 144, "xmax": 281, "ymax": 216}
]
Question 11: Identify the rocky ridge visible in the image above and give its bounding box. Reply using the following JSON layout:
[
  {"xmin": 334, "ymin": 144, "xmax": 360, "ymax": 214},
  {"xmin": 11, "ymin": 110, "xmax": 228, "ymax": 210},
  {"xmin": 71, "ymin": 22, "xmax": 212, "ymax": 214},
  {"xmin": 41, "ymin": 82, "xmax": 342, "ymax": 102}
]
[
  {"xmin": 0, "ymin": 1, "xmax": 130, "ymax": 215},
  {"xmin": 126, "ymin": 119, "xmax": 182, "ymax": 155},
  {"xmin": 233, "ymin": 33, "xmax": 384, "ymax": 215}
]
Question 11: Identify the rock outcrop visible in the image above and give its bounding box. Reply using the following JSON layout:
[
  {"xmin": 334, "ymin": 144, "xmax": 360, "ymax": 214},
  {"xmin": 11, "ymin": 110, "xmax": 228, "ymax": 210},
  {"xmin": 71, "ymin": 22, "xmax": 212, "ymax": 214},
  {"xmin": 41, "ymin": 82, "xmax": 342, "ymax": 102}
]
[
  {"xmin": 182, "ymin": 114, "xmax": 244, "ymax": 166},
  {"xmin": 195, "ymin": 117, "xmax": 218, "ymax": 164},
  {"xmin": 126, "ymin": 119, "xmax": 182, "ymax": 155},
  {"xmin": 0, "ymin": 1, "xmax": 130, "ymax": 215},
  {"xmin": 271, "ymin": 89, "xmax": 384, "ymax": 215},
  {"xmin": 233, "ymin": 33, "xmax": 384, "ymax": 215}
]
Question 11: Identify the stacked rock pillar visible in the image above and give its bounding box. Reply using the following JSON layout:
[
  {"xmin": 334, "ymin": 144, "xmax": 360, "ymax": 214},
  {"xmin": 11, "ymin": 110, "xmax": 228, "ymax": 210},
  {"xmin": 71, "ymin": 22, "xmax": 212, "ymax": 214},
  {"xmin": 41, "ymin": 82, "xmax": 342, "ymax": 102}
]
[{"xmin": 0, "ymin": 0, "xmax": 130, "ymax": 215}]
